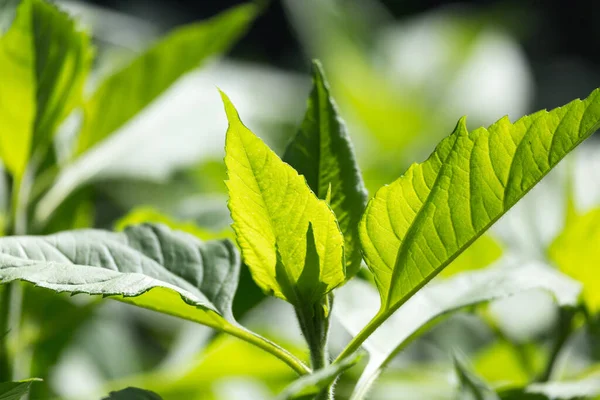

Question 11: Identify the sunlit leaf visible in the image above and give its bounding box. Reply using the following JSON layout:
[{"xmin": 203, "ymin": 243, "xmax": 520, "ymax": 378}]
[
  {"xmin": 276, "ymin": 353, "xmax": 362, "ymax": 400},
  {"xmin": 549, "ymin": 207, "xmax": 600, "ymax": 312},
  {"xmin": 75, "ymin": 3, "xmax": 256, "ymax": 155},
  {"xmin": 0, "ymin": 0, "xmax": 92, "ymax": 178},
  {"xmin": 0, "ymin": 378, "xmax": 41, "ymax": 400},
  {"xmin": 335, "ymin": 260, "xmax": 581, "ymax": 398},
  {"xmin": 222, "ymin": 92, "xmax": 345, "ymax": 306},
  {"xmin": 283, "ymin": 60, "xmax": 367, "ymax": 279},
  {"xmin": 360, "ymin": 89, "xmax": 600, "ymax": 319}
]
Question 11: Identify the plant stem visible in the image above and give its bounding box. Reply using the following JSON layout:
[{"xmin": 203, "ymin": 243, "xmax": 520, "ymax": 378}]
[
  {"xmin": 295, "ymin": 295, "xmax": 333, "ymax": 399},
  {"xmin": 224, "ymin": 324, "xmax": 310, "ymax": 376},
  {"xmin": 335, "ymin": 309, "xmax": 389, "ymax": 364},
  {"xmin": 0, "ymin": 283, "xmax": 23, "ymax": 382},
  {"xmin": 538, "ymin": 308, "xmax": 576, "ymax": 382},
  {"xmin": 0, "ymin": 158, "xmax": 38, "ymax": 382}
]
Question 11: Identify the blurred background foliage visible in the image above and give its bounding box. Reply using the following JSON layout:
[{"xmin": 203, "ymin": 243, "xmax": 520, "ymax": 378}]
[{"xmin": 2, "ymin": 0, "xmax": 600, "ymax": 398}]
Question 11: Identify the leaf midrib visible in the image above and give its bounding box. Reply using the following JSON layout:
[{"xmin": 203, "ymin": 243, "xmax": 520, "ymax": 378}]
[
  {"xmin": 384, "ymin": 132, "xmax": 461, "ymax": 309},
  {"xmin": 384, "ymin": 103, "xmax": 600, "ymax": 312}
]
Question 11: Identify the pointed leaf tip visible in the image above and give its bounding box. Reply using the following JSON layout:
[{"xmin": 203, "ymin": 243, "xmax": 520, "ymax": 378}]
[{"xmin": 360, "ymin": 87, "xmax": 600, "ymax": 313}]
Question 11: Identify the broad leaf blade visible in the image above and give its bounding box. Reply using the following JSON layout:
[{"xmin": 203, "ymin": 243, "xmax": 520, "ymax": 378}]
[
  {"xmin": 276, "ymin": 353, "xmax": 361, "ymax": 400},
  {"xmin": 0, "ymin": 0, "xmax": 92, "ymax": 178},
  {"xmin": 222, "ymin": 92, "xmax": 345, "ymax": 306},
  {"xmin": 0, "ymin": 379, "xmax": 41, "ymax": 400},
  {"xmin": 0, "ymin": 224, "xmax": 239, "ymax": 329},
  {"xmin": 360, "ymin": 89, "xmax": 600, "ymax": 312},
  {"xmin": 335, "ymin": 260, "xmax": 581, "ymax": 398},
  {"xmin": 283, "ymin": 60, "xmax": 367, "ymax": 279},
  {"xmin": 75, "ymin": 3, "xmax": 256, "ymax": 155}
]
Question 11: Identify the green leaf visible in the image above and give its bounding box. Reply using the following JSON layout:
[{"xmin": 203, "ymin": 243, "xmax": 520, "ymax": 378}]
[
  {"xmin": 276, "ymin": 353, "xmax": 362, "ymax": 400},
  {"xmin": 0, "ymin": 0, "xmax": 92, "ymax": 178},
  {"xmin": 102, "ymin": 387, "xmax": 163, "ymax": 400},
  {"xmin": 335, "ymin": 261, "xmax": 581, "ymax": 398},
  {"xmin": 283, "ymin": 60, "xmax": 367, "ymax": 279},
  {"xmin": 360, "ymin": 88, "xmax": 600, "ymax": 316},
  {"xmin": 454, "ymin": 353, "xmax": 500, "ymax": 400},
  {"xmin": 0, "ymin": 223, "xmax": 309, "ymax": 375},
  {"xmin": 0, "ymin": 379, "xmax": 41, "ymax": 400},
  {"xmin": 549, "ymin": 207, "xmax": 600, "ymax": 312},
  {"xmin": 74, "ymin": 3, "xmax": 256, "ymax": 156},
  {"xmin": 0, "ymin": 224, "xmax": 241, "ymax": 328},
  {"xmin": 222, "ymin": 91, "xmax": 345, "ymax": 306}
]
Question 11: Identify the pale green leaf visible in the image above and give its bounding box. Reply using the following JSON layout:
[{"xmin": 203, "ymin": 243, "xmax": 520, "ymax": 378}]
[
  {"xmin": 0, "ymin": 224, "xmax": 241, "ymax": 330},
  {"xmin": 283, "ymin": 60, "xmax": 367, "ymax": 279},
  {"xmin": 360, "ymin": 88, "xmax": 600, "ymax": 315},
  {"xmin": 335, "ymin": 260, "xmax": 581, "ymax": 398},
  {"xmin": 549, "ymin": 207, "xmax": 600, "ymax": 312},
  {"xmin": 454, "ymin": 353, "xmax": 500, "ymax": 400},
  {"xmin": 0, "ymin": 0, "xmax": 92, "ymax": 178},
  {"xmin": 276, "ymin": 353, "xmax": 362, "ymax": 400},
  {"xmin": 0, "ymin": 379, "xmax": 41, "ymax": 400},
  {"xmin": 222, "ymin": 91, "xmax": 345, "ymax": 306},
  {"xmin": 75, "ymin": 3, "xmax": 256, "ymax": 155},
  {"xmin": 102, "ymin": 387, "xmax": 162, "ymax": 400},
  {"xmin": 0, "ymin": 223, "xmax": 308, "ymax": 375}
]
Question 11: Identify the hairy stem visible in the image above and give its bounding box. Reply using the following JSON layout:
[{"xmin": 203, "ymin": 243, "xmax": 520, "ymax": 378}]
[{"xmin": 296, "ymin": 294, "xmax": 333, "ymax": 399}]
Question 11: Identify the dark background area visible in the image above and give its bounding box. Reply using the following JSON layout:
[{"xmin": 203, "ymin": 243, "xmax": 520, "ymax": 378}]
[{"xmin": 82, "ymin": 0, "xmax": 600, "ymax": 111}]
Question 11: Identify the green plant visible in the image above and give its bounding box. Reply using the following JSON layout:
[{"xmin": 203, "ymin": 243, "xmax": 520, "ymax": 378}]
[{"xmin": 1, "ymin": 0, "xmax": 600, "ymax": 399}]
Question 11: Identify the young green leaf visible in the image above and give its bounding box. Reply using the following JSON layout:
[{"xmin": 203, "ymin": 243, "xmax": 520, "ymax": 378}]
[
  {"xmin": 276, "ymin": 353, "xmax": 362, "ymax": 400},
  {"xmin": 74, "ymin": 3, "xmax": 256, "ymax": 156},
  {"xmin": 283, "ymin": 60, "xmax": 367, "ymax": 279},
  {"xmin": 102, "ymin": 387, "xmax": 163, "ymax": 400},
  {"xmin": 0, "ymin": 223, "xmax": 308, "ymax": 375},
  {"xmin": 222, "ymin": 92, "xmax": 345, "ymax": 306},
  {"xmin": 0, "ymin": 0, "xmax": 92, "ymax": 178},
  {"xmin": 335, "ymin": 260, "xmax": 581, "ymax": 399},
  {"xmin": 549, "ymin": 207, "xmax": 600, "ymax": 312},
  {"xmin": 454, "ymin": 353, "xmax": 500, "ymax": 400},
  {"xmin": 360, "ymin": 88, "xmax": 600, "ymax": 317},
  {"xmin": 0, "ymin": 378, "xmax": 41, "ymax": 400}
]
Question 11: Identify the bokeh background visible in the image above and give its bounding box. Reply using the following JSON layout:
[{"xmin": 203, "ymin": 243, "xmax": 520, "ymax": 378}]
[{"xmin": 10, "ymin": 0, "xmax": 600, "ymax": 398}]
